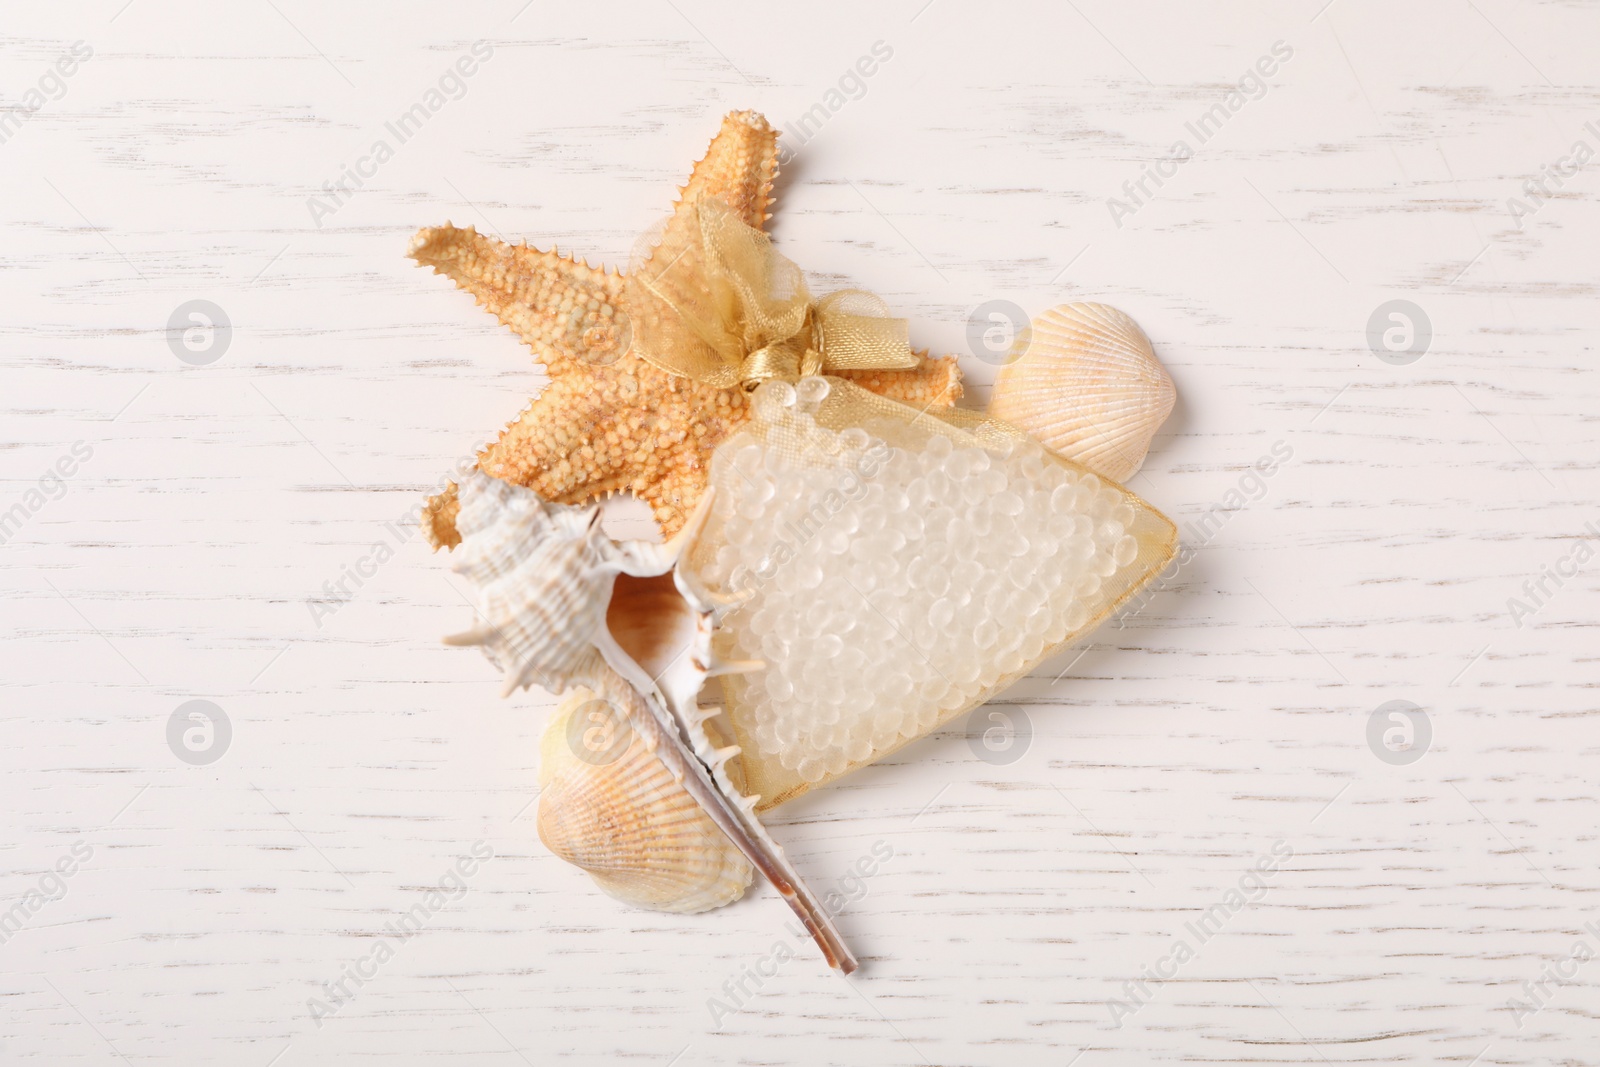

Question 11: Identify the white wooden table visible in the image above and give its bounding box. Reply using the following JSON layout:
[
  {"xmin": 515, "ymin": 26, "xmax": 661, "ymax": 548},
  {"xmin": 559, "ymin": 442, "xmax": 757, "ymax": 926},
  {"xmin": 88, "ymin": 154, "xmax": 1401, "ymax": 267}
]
[{"xmin": 4, "ymin": 2, "xmax": 1597, "ymax": 1064}]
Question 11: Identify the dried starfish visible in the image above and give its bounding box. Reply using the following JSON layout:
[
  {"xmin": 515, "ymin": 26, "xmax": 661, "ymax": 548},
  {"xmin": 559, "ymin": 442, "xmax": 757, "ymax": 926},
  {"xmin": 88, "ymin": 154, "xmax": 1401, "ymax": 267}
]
[{"xmin": 411, "ymin": 110, "xmax": 962, "ymax": 546}]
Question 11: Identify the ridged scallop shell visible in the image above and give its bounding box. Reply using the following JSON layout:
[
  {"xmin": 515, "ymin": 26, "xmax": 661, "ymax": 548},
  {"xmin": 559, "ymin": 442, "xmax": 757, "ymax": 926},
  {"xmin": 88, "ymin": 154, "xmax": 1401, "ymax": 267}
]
[
  {"xmin": 989, "ymin": 302, "xmax": 1175, "ymax": 482},
  {"xmin": 538, "ymin": 690, "xmax": 752, "ymax": 913},
  {"xmin": 444, "ymin": 471, "xmax": 857, "ymax": 971}
]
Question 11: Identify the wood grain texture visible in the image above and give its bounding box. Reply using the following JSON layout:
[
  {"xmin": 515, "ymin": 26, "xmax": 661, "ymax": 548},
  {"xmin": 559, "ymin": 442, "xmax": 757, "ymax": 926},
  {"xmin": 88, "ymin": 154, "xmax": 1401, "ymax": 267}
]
[{"xmin": 3, "ymin": 1, "xmax": 1598, "ymax": 1064}]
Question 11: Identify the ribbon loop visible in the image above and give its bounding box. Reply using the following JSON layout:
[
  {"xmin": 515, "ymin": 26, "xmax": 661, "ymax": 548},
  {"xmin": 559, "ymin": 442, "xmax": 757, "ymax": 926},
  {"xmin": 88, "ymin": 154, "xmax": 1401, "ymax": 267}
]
[
  {"xmin": 626, "ymin": 197, "xmax": 918, "ymax": 388},
  {"xmin": 812, "ymin": 290, "xmax": 917, "ymax": 373},
  {"xmin": 739, "ymin": 334, "xmax": 808, "ymax": 386}
]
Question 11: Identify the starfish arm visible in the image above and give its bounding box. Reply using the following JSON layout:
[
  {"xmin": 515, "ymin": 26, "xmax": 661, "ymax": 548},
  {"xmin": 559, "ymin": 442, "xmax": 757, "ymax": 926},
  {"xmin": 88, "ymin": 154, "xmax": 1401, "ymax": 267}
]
[
  {"xmin": 834, "ymin": 353, "xmax": 964, "ymax": 410},
  {"xmin": 421, "ymin": 353, "xmax": 963, "ymax": 550},
  {"xmin": 633, "ymin": 464, "xmax": 711, "ymax": 542},
  {"xmin": 409, "ymin": 224, "xmax": 629, "ymax": 369},
  {"xmin": 420, "ymin": 371, "xmax": 641, "ymax": 550},
  {"xmin": 415, "ymin": 112, "xmax": 965, "ymax": 552},
  {"xmin": 478, "ymin": 372, "xmax": 644, "ymax": 503},
  {"xmin": 421, "ymin": 484, "xmax": 463, "ymax": 549},
  {"xmin": 673, "ymin": 110, "xmax": 780, "ymax": 231}
]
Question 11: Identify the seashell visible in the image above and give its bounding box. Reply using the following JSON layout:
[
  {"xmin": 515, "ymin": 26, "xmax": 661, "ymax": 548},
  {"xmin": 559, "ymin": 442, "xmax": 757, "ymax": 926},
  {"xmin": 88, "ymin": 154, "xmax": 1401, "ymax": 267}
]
[
  {"xmin": 444, "ymin": 470, "xmax": 857, "ymax": 972},
  {"xmin": 538, "ymin": 689, "xmax": 752, "ymax": 914},
  {"xmin": 988, "ymin": 302, "xmax": 1175, "ymax": 482},
  {"xmin": 690, "ymin": 377, "xmax": 1177, "ymax": 809},
  {"xmin": 444, "ymin": 472, "xmax": 618, "ymax": 697},
  {"xmin": 408, "ymin": 109, "xmax": 964, "ymax": 551}
]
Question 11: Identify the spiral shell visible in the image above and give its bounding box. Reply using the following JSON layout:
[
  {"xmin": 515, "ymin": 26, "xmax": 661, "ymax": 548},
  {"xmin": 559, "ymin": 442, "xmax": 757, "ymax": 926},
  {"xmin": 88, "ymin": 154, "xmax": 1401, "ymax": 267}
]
[
  {"xmin": 538, "ymin": 690, "xmax": 752, "ymax": 914},
  {"xmin": 443, "ymin": 471, "xmax": 613, "ymax": 697},
  {"xmin": 444, "ymin": 470, "xmax": 858, "ymax": 971},
  {"xmin": 989, "ymin": 302, "xmax": 1176, "ymax": 482}
]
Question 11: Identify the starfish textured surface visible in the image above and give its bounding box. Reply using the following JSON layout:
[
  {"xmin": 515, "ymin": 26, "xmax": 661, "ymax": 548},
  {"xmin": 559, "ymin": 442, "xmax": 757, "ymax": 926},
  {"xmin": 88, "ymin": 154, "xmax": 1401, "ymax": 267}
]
[{"xmin": 412, "ymin": 110, "xmax": 962, "ymax": 546}]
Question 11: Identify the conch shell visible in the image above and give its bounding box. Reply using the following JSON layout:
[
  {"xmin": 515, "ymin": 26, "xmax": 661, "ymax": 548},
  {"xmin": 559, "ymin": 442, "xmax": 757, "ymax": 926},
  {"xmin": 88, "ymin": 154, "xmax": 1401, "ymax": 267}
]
[
  {"xmin": 988, "ymin": 302, "xmax": 1175, "ymax": 482},
  {"xmin": 445, "ymin": 471, "xmax": 856, "ymax": 972}
]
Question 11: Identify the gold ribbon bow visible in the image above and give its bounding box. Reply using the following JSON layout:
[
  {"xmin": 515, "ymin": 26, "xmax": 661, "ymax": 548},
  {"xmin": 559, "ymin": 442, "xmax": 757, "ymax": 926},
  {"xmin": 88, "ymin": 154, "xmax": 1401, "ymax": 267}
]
[{"xmin": 625, "ymin": 197, "xmax": 921, "ymax": 389}]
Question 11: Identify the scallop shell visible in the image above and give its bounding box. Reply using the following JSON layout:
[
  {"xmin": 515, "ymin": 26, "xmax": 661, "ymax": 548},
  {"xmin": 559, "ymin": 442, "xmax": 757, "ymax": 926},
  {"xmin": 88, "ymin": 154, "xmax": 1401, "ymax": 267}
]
[
  {"xmin": 538, "ymin": 689, "xmax": 752, "ymax": 913},
  {"xmin": 444, "ymin": 470, "xmax": 856, "ymax": 972},
  {"xmin": 988, "ymin": 302, "xmax": 1175, "ymax": 482}
]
